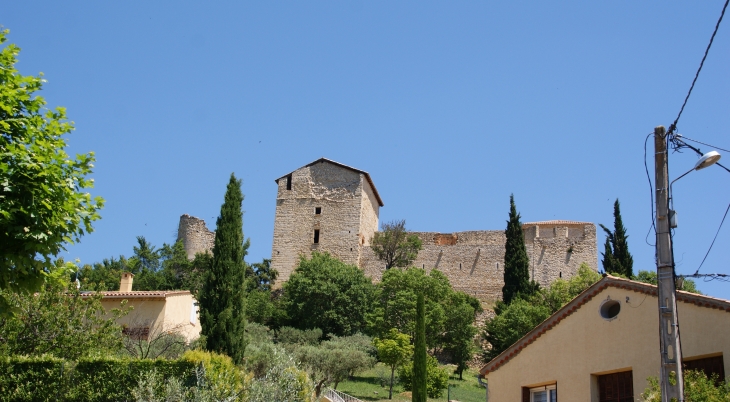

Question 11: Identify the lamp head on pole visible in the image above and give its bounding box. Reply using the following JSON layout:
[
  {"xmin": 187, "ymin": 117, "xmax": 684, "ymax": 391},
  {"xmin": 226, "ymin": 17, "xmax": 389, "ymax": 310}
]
[{"xmin": 694, "ymin": 150, "xmax": 721, "ymax": 171}]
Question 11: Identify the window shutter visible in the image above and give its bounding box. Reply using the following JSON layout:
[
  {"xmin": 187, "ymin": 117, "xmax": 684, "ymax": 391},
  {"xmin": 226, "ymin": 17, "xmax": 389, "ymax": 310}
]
[{"xmin": 522, "ymin": 387, "xmax": 530, "ymax": 402}]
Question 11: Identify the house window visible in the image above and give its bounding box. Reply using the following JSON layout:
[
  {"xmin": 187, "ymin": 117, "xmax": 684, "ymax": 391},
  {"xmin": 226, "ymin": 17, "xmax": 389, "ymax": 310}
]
[
  {"xmin": 598, "ymin": 371, "xmax": 633, "ymax": 402},
  {"xmin": 313, "ymin": 229, "xmax": 320, "ymax": 244},
  {"xmin": 523, "ymin": 385, "xmax": 557, "ymax": 402},
  {"xmin": 315, "ymin": 207, "xmax": 322, "ymax": 215},
  {"xmin": 684, "ymin": 355, "xmax": 725, "ymax": 385},
  {"xmin": 286, "ymin": 174, "xmax": 292, "ymax": 190}
]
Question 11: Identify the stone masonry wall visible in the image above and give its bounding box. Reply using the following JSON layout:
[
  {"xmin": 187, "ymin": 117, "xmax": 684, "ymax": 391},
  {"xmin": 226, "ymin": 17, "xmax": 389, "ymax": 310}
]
[
  {"xmin": 269, "ymin": 160, "xmax": 380, "ymax": 287},
  {"xmin": 360, "ymin": 222, "xmax": 597, "ymax": 301},
  {"xmin": 177, "ymin": 214, "xmax": 215, "ymax": 259}
]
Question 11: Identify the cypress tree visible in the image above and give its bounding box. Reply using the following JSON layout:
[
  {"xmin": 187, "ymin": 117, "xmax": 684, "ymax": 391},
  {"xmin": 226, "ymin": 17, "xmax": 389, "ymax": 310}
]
[
  {"xmin": 600, "ymin": 199, "xmax": 634, "ymax": 278},
  {"xmin": 502, "ymin": 194, "xmax": 536, "ymax": 304},
  {"xmin": 199, "ymin": 173, "xmax": 248, "ymax": 364},
  {"xmin": 412, "ymin": 288, "xmax": 427, "ymax": 402}
]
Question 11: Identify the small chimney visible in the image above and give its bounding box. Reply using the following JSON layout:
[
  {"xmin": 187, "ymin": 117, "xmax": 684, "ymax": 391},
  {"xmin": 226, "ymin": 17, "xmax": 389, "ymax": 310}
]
[{"xmin": 120, "ymin": 272, "xmax": 134, "ymax": 292}]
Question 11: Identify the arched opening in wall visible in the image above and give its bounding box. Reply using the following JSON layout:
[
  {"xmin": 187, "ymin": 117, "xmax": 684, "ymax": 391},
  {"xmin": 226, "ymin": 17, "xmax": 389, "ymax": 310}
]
[{"xmin": 599, "ymin": 298, "xmax": 621, "ymax": 321}]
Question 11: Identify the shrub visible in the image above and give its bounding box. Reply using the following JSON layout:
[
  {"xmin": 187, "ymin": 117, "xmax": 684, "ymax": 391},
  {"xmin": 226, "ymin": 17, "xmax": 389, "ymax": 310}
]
[
  {"xmin": 397, "ymin": 355, "xmax": 449, "ymax": 398},
  {"xmin": 0, "ymin": 355, "xmax": 66, "ymax": 402}
]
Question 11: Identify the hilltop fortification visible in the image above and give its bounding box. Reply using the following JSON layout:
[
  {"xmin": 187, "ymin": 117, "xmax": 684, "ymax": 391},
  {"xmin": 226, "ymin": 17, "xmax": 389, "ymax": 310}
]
[{"xmin": 178, "ymin": 158, "xmax": 598, "ymax": 301}]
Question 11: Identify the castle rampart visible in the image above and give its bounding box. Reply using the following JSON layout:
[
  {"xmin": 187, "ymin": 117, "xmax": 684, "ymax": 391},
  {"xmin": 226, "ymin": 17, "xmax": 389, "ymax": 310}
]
[{"xmin": 360, "ymin": 222, "xmax": 597, "ymax": 301}]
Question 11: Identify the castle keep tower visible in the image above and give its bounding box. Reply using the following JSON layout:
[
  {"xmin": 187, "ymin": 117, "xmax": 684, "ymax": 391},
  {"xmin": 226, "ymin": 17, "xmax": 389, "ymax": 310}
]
[{"xmin": 270, "ymin": 158, "xmax": 383, "ymax": 286}]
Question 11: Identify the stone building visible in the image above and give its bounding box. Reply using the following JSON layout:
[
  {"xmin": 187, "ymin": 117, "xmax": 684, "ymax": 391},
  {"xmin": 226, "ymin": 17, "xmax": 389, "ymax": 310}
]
[
  {"xmin": 178, "ymin": 157, "xmax": 598, "ymax": 301},
  {"xmin": 270, "ymin": 158, "xmax": 383, "ymax": 287}
]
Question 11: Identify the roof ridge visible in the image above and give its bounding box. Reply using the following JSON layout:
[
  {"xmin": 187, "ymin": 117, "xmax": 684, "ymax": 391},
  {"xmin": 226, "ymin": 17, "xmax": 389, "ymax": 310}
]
[{"xmin": 479, "ymin": 275, "xmax": 730, "ymax": 376}]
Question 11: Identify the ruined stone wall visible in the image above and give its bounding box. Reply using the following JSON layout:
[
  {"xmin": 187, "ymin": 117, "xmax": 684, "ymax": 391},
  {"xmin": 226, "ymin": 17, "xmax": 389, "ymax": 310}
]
[
  {"xmin": 270, "ymin": 160, "xmax": 379, "ymax": 287},
  {"xmin": 177, "ymin": 214, "xmax": 215, "ymax": 259},
  {"xmin": 360, "ymin": 222, "xmax": 597, "ymax": 302}
]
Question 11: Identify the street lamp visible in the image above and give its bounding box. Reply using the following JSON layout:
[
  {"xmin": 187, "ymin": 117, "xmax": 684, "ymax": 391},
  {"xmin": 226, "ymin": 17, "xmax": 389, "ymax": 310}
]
[
  {"xmin": 654, "ymin": 125, "xmax": 721, "ymax": 402},
  {"xmin": 669, "ymin": 151, "xmax": 722, "ymax": 229}
]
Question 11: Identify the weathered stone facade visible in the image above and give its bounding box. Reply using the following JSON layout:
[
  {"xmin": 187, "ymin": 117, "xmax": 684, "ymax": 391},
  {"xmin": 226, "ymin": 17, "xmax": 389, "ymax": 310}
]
[
  {"xmin": 269, "ymin": 158, "xmax": 383, "ymax": 287},
  {"xmin": 177, "ymin": 214, "xmax": 215, "ymax": 259},
  {"xmin": 177, "ymin": 158, "xmax": 598, "ymax": 301},
  {"xmin": 360, "ymin": 222, "xmax": 597, "ymax": 300}
]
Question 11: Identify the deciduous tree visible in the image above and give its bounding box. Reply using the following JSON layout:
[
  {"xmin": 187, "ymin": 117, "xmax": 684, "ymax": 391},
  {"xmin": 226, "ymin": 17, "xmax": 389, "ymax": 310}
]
[
  {"xmin": 0, "ymin": 29, "xmax": 104, "ymax": 313},
  {"xmin": 373, "ymin": 328, "xmax": 413, "ymax": 399},
  {"xmin": 371, "ymin": 220, "xmax": 423, "ymax": 269},
  {"xmin": 283, "ymin": 252, "xmax": 375, "ymax": 337},
  {"xmin": 199, "ymin": 173, "xmax": 248, "ymax": 364}
]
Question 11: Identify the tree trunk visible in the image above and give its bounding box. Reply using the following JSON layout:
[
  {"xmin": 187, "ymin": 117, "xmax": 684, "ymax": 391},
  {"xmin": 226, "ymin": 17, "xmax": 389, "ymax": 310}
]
[{"xmin": 389, "ymin": 366, "xmax": 395, "ymax": 399}]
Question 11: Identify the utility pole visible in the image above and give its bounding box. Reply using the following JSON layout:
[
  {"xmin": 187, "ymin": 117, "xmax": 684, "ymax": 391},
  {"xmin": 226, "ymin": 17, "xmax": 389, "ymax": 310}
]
[{"xmin": 654, "ymin": 125, "xmax": 684, "ymax": 401}]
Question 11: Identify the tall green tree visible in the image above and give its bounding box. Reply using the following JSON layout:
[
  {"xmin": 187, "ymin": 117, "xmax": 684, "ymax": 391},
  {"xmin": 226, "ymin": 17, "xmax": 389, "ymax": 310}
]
[
  {"xmin": 412, "ymin": 289, "xmax": 427, "ymax": 402},
  {"xmin": 0, "ymin": 29, "xmax": 104, "ymax": 313},
  {"xmin": 370, "ymin": 220, "xmax": 423, "ymax": 269},
  {"xmin": 199, "ymin": 174, "xmax": 248, "ymax": 364},
  {"xmin": 283, "ymin": 252, "xmax": 375, "ymax": 336},
  {"xmin": 502, "ymin": 194, "xmax": 537, "ymax": 304},
  {"xmin": 600, "ymin": 199, "xmax": 634, "ymax": 278}
]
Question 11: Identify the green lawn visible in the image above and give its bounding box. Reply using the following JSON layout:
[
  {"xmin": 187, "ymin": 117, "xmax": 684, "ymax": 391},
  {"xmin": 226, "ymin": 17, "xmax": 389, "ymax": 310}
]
[{"xmin": 334, "ymin": 363, "xmax": 486, "ymax": 402}]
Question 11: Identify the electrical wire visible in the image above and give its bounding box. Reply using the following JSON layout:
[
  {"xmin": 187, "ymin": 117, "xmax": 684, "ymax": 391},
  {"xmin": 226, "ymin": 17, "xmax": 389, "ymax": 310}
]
[
  {"xmin": 679, "ymin": 135, "xmax": 730, "ymax": 154},
  {"xmin": 667, "ymin": 0, "xmax": 730, "ymax": 137},
  {"xmin": 694, "ymin": 201, "xmax": 730, "ymax": 275},
  {"xmin": 644, "ymin": 133, "xmax": 657, "ymax": 246}
]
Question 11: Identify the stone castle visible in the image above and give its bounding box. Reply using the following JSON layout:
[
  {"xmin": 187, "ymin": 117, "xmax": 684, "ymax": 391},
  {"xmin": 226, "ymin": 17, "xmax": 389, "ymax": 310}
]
[{"xmin": 178, "ymin": 158, "xmax": 597, "ymax": 301}]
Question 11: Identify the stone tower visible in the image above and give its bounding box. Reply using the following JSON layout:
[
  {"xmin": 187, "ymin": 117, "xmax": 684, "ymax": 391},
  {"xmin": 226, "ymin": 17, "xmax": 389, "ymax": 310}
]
[
  {"xmin": 270, "ymin": 158, "xmax": 383, "ymax": 287},
  {"xmin": 177, "ymin": 214, "xmax": 215, "ymax": 259}
]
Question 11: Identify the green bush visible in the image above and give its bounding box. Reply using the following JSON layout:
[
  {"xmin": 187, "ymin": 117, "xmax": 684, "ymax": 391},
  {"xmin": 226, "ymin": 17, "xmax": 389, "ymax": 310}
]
[
  {"xmin": 0, "ymin": 356, "xmax": 67, "ymax": 402},
  {"xmin": 397, "ymin": 355, "xmax": 449, "ymax": 398}
]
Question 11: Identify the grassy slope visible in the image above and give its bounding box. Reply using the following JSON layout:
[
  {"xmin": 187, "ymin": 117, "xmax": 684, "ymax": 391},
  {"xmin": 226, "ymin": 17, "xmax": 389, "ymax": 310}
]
[{"xmin": 334, "ymin": 363, "xmax": 486, "ymax": 402}]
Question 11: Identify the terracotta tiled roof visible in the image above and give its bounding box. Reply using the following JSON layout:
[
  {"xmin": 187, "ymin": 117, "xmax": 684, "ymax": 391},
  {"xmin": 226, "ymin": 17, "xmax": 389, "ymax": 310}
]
[
  {"xmin": 522, "ymin": 220, "xmax": 592, "ymax": 226},
  {"xmin": 274, "ymin": 157, "xmax": 384, "ymax": 207},
  {"xmin": 80, "ymin": 290, "xmax": 191, "ymax": 300},
  {"xmin": 479, "ymin": 275, "xmax": 730, "ymax": 377}
]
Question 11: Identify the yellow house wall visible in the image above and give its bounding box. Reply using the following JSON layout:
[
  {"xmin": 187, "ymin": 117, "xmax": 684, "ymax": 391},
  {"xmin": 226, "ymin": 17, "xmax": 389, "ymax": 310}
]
[
  {"xmin": 162, "ymin": 293, "xmax": 201, "ymax": 342},
  {"xmin": 100, "ymin": 294, "xmax": 201, "ymax": 343},
  {"xmin": 485, "ymin": 287, "xmax": 730, "ymax": 402}
]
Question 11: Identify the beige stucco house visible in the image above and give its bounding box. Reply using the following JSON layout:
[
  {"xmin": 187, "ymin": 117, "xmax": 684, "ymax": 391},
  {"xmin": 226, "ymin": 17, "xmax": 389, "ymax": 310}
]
[
  {"xmin": 83, "ymin": 272, "xmax": 201, "ymax": 343},
  {"xmin": 479, "ymin": 275, "xmax": 729, "ymax": 402}
]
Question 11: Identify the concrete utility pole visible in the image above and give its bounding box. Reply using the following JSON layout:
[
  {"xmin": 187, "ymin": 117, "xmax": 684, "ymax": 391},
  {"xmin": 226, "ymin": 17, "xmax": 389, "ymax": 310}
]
[{"xmin": 654, "ymin": 125, "xmax": 684, "ymax": 401}]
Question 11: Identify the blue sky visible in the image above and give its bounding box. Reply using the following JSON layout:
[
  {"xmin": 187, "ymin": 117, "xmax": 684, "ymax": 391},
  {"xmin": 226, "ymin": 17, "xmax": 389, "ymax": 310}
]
[{"xmin": 4, "ymin": 2, "xmax": 730, "ymax": 298}]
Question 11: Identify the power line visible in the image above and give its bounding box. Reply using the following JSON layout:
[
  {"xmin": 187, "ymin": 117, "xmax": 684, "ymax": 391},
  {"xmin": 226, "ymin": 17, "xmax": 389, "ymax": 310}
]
[
  {"xmin": 667, "ymin": 0, "xmax": 730, "ymax": 137},
  {"xmin": 678, "ymin": 135, "xmax": 730, "ymax": 154},
  {"xmin": 644, "ymin": 132, "xmax": 657, "ymax": 246},
  {"xmin": 694, "ymin": 201, "xmax": 730, "ymax": 275}
]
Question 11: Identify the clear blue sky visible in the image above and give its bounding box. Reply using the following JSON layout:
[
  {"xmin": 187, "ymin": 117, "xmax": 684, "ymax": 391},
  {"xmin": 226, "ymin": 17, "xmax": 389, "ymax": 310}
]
[{"xmin": 4, "ymin": 2, "xmax": 730, "ymax": 298}]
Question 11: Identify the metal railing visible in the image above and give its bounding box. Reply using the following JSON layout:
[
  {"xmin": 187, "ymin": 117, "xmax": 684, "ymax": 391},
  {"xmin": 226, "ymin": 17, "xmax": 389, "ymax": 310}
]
[{"xmin": 323, "ymin": 388, "xmax": 364, "ymax": 402}]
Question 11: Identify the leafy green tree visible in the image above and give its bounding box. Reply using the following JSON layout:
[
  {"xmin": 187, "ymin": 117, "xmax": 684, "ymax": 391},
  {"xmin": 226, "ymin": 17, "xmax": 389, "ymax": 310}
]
[
  {"xmin": 412, "ymin": 288, "xmax": 427, "ymax": 402},
  {"xmin": 199, "ymin": 173, "xmax": 248, "ymax": 364},
  {"xmin": 374, "ymin": 328, "xmax": 413, "ymax": 399},
  {"xmin": 367, "ymin": 267, "xmax": 480, "ymax": 355},
  {"xmin": 249, "ymin": 258, "xmax": 277, "ymax": 292},
  {"xmin": 502, "ymin": 194, "xmax": 537, "ymax": 304},
  {"xmin": 483, "ymin": 263, "xmax": 601, "ymax": 362},
  {"xmin": 0, "ymin": 282, "xmax": 127, "ymax": 359},
  {"xmin": 634, "ymin": 269, "xmax": 700, "ymax": 294},
  {"xmin": 600, "ymin": 199, "xmax": 634, "ymax": 278},
  {"xmin": 293, "ymin": 334, "xmax": 375, "ymax": 396},
  {"xmin": 399, "ymin": 355, "xmax": 450, "ymax": 399},
  {"xmin": 442, "ymin": 292, "xmax": 480, "ymax": 379},
  {"xmin": 0, "ymin": 29, "xmax": 104, "ymax": 313},
  {"xmin": 283, "ymin": 252, "xmax": 376, "ymax": 336},
  {"xmin": 371, "ymin": 220, "xmax": 423, "ymax": 269},
  {"xmin": 641, "ymin": 370, "xmax": 730, "ymax": 402}
]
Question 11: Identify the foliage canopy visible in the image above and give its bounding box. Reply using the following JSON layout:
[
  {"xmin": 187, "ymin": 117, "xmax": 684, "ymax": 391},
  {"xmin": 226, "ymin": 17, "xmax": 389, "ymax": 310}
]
[
  {"xmin": 370, "ymin": 220, "xmax": 423, "ymax": 269},
  {"xmin": 0, "ymin": 29, "xmax": 104, "ymax": 313}
]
